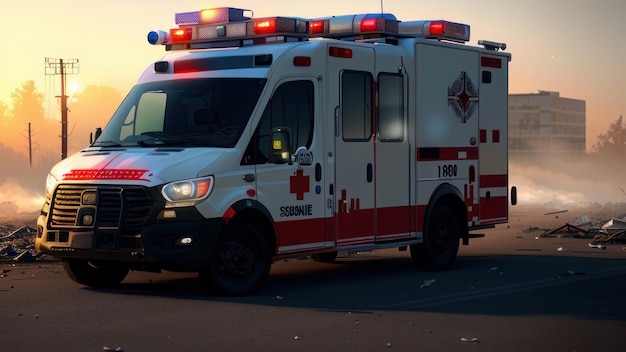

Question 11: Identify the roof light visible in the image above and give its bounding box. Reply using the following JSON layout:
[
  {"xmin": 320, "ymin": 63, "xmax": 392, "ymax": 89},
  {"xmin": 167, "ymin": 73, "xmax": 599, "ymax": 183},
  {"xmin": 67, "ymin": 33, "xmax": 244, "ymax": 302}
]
[
  {"xmin": 176, "ymin": 7, "xmax": 251, "ymax": 25},
  {"xmin": 250, "ymin": 17, "xmax": 308, "ymax": 35},
  {"xmin": 398, "ymin": 20, "xmax": 470, "ymax": 42},
  {"xmin": 147, "ymin": 30, "xmax": 168, "ymax": 45},
  {"xmin": 310, "ymin": 13, "xmax": 398, "ymax": 38},
  {"xmin": 254, "ymin": 19, "xmax": 277, "ymax": 34},
  {"xmin": 310, "ymin": 19, "xmax": 327, "ymax": 34},
  {"xmin": 170, "ymin": 28, "xmax": 192, "ymax": 43},
  {"xmin": 429, "ymin": 22, "xmax": 445, "ymax": 35}
]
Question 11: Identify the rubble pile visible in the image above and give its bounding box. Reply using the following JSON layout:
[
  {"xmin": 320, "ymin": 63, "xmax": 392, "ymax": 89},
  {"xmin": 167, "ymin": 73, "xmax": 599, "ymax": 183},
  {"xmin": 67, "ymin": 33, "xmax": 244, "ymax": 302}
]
[
  {"xmin": 540, "ymin": 204, "xmax": 626, "ymax": 245},
  {"xmin": 0, "ymin": 223, "xmax": 37, "ymax": 262}
]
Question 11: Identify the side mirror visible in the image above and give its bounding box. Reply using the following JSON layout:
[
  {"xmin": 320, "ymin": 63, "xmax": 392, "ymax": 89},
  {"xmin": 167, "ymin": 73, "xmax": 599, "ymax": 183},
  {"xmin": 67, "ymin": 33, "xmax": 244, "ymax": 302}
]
[
  {"xmin": 90, "ymin": 127, "xmax": 102, "ymax": 144},
  {"xmin": 268, "ymin": 127, "xmax": 292, "ymax": 164}
]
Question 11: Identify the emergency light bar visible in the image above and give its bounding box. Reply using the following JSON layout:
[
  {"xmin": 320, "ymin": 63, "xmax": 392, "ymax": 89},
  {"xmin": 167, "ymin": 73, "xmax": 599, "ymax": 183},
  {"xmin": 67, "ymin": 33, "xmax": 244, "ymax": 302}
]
[
  {"xmin": 149, "ymin": 7, "xmax": 309, "ymax": 50},
  {"xmin": 147, "ymin": 7, "xmax": 471, "ymax": 50},
  {"xmin": 398, "ymin": 20, "xmax": 470, "ymax": 42},
  {"xmin": 309, "ymin": 13, "xmax": 398, "ymax": 38}
]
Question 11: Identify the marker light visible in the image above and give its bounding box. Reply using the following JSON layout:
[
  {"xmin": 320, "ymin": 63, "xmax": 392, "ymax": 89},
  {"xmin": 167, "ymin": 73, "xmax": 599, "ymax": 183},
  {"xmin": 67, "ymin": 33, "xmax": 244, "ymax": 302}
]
[
  {"xmin": 329, "ymin": 47, "xmax": 352, "ymax": 58},
  {"xmin": 147, "ymin": 30, "xmax": 169, "ymax": 45}
]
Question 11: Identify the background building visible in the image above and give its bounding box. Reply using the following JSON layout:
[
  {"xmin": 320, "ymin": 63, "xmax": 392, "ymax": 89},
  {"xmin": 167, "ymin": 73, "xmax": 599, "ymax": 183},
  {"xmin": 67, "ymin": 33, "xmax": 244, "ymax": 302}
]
[{"xmin": 508, "ymin": 91, "xmax": 586, "ymax": 155}]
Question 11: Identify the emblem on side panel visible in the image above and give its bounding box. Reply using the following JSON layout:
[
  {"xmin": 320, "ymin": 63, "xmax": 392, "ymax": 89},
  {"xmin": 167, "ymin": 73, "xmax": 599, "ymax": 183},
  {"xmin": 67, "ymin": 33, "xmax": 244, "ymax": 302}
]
[
  {"xmin": 448, "ymin": 71, "xmax": 478, "ymax": 123},
  {"xmin": 290, "ymin": 169, "xmax": 310, "ymax": 200}
]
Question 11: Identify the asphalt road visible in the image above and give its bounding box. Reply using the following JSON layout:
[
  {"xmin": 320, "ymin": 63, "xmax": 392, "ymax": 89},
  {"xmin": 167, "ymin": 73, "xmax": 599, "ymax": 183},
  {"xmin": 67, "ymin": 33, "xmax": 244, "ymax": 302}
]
[{"xmin": 1, "ymin": 227, "xmax": 626, "ymax": 352}]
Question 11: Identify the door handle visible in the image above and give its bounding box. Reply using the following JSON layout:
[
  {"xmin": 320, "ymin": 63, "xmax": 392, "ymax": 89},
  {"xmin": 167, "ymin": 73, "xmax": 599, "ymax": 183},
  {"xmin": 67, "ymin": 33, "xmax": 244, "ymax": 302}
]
[{"xmin": 366, "ymin": 163, "xmax": 373, "ymax": 183}]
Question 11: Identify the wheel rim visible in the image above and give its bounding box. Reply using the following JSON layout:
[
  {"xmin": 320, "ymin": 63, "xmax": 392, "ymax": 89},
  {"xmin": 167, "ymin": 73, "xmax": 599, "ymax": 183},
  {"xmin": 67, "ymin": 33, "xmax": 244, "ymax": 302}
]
[
  {"xmin": 430, "ymin": 216, "xmax": 454, "ymax": 256},
  {"xmin": 216, "ymin": 240, "xmax": 255, "ymax": 281}
]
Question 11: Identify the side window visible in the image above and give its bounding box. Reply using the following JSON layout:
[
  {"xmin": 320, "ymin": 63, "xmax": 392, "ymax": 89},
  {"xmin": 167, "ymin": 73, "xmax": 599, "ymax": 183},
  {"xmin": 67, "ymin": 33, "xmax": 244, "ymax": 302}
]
[
  {"xmin": 243, "ymin": 80, "xmax": 314, "ymax": 165},
  {"xmin": 378, "ymin": 73, "xmax": 404, "ymax": 141},
  {"xmin": 342, "ymin": 71, "xmax": 373, "ymax": 141}
]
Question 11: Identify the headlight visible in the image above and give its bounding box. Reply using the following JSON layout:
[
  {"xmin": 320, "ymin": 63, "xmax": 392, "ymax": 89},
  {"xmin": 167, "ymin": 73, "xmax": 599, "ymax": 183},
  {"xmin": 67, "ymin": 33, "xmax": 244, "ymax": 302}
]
[
  {"xmin": 45, "ymin": 173, "xmax": 58, "ymax": 198},
  {"xmin": 162, "ymin": 176, "xmax": 214, "ymax": 207}
]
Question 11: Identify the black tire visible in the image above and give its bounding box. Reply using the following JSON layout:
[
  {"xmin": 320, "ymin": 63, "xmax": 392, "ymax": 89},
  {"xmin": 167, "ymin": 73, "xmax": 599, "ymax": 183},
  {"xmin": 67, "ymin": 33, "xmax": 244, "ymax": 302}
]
[
  {"xmin": 62, "ymin": 259, "xmax": 129, "ymax": 287},
  {"xmin": 410, "ymin": 204, "xmax": 460, "ymax": 271},
  {"xmin": 311, "ymin": 251, "xmax": 338, "ymax": 263},
  {"xmin": 204, "ymin": 224, "xmax": 271, "ymax": 296}
]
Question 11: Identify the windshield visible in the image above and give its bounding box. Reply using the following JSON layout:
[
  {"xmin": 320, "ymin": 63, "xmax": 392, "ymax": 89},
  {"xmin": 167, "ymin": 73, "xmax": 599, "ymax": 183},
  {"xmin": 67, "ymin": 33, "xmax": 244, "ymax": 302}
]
[{"xmin": 94, "ymin": 78, "xmax": 267, "ymax": 148}]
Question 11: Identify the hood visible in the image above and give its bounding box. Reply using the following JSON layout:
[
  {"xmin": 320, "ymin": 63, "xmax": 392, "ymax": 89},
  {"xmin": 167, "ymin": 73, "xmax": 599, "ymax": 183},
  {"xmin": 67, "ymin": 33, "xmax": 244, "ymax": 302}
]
[{"xmin": 50, "ymin": 147, "xmax": 229, "ymax": 187}]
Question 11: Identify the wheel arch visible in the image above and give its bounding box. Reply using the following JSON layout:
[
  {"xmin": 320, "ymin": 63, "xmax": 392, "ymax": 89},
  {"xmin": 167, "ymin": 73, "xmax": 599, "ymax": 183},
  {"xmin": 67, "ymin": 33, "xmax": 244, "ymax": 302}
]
[{"xmin": 226, "ymin": 199, "xmax": 277, "ymax": 255}]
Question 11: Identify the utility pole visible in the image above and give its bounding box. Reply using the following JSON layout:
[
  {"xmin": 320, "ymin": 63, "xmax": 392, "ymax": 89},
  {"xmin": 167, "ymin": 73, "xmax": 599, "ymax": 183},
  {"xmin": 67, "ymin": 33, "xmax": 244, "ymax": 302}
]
[
  {"xmin": 28, "ymin": 122, "xmax": 32, "ymax": 167},
  {"xmin": 45, "ymin": 57, "xmax": 79, "ymax": 160}
]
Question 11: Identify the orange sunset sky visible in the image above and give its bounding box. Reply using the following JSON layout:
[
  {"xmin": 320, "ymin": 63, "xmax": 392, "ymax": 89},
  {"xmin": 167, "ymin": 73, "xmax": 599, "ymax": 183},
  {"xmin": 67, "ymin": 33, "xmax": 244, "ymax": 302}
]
[{"xmin": 1, "ymin": 0, "xmax": 625, "ymax": 151}]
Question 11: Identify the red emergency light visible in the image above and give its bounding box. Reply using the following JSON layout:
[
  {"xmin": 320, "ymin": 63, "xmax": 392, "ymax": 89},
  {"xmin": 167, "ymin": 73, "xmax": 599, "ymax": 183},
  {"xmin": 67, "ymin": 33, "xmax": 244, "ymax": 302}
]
[
  {"xmin": 309, "ymin": 13, "xmax": 398, "ymax": 38},
  {"xmin": 429, "ymin": 22, "xmax": 445, "ymax": 35},
  {"xmin": 170, "ymin": 28, "xmax": 192, "ymax": 43},
  {"xmin": 310, "ymin": 19, "xmax": 326, "ymax": 34},
  {"xmin": 254, "ymin": 19, "xmax": 277, "ymax": 34}
]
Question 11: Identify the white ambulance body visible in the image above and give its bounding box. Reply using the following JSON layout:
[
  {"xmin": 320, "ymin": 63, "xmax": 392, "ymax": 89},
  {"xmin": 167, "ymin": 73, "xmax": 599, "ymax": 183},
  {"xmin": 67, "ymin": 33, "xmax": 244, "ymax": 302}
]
[{"xmin": 35, "ymin": 7, "xmax": 513, "ymax": 295}]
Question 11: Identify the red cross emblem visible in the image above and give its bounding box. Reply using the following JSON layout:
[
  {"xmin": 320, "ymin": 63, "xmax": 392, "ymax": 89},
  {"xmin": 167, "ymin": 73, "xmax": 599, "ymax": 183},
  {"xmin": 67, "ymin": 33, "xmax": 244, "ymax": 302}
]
[
  {"xmin": 448, "ymin": 71, "xmax": 478, "ymax": 123},
  {"xmin": 290, "ymin": 169, "xmax": 310, "ymax": 200}
]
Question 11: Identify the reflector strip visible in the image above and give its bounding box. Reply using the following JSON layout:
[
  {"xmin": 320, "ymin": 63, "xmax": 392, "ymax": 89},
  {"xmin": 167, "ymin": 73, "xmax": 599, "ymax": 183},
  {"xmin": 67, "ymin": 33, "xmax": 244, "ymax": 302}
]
[
  {"xmin": 416, "ymin": 147, "xmax": 478, "ymax": 161},
  {"xmin": 480, "ymin": 174, "xmax": 507, "ymax": 188}
]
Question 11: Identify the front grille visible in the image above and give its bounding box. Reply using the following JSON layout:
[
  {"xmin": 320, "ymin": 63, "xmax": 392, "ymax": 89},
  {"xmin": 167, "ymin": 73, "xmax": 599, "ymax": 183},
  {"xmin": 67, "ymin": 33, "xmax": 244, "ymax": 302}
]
[{"xmin": 49, "ymin": 185, "xmax": 155, "ymax": 249}]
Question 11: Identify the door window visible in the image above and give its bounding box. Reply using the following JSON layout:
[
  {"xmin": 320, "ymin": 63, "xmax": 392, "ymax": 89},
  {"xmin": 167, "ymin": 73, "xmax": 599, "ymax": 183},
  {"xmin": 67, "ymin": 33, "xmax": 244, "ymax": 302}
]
[
  {"xmin": 244, "ymin": 80, "xmax": 314, "ymax": 164},
  {"xmin": 341, "ymin": 71, "xmax": 373, "ymax": 141}
]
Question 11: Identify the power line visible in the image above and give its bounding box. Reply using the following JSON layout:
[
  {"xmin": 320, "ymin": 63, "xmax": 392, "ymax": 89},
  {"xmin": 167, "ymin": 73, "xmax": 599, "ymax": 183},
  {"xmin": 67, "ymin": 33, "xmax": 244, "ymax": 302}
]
[{"xmin": 44, "ymin": 58, "xmax": 79, "ymax": 160}]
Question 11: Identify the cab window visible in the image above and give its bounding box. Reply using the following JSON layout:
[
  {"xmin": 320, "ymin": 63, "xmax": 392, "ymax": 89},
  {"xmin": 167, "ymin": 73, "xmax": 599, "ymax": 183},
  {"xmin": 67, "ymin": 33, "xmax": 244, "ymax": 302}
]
[{"xmin": 243, "ymin": 80, "xmax": 314, "ymax": 165}]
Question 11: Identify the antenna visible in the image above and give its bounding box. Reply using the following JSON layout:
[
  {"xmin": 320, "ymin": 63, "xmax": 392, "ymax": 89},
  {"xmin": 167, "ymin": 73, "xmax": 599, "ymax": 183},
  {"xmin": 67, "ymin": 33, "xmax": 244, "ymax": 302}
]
[{"xmin": 380, "ymin": 0, "xmax": 384, "ymax": 13}]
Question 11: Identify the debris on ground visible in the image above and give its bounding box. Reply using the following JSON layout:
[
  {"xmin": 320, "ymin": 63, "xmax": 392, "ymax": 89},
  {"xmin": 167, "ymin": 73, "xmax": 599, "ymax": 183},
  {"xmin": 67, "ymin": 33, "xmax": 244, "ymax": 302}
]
[
  {"xmin": 0, "ymin": 225, "xmax": 37, "ymax": 262},
  {"xmin": 541, "ymin": 212, "xmax": 625, "ymax": 241}
]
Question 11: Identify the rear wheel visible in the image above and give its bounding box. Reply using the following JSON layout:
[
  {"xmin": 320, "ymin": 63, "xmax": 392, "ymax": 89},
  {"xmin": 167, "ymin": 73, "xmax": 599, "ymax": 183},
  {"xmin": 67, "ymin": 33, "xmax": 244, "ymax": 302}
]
[
  {"xmin": 203, "ymin": 224, "xmax": 271, "ymax": 296},
  {"xmin": 62, "ymin": 259, "xmax": 129, "ymax": 287},
  {"xmin": 410, "ymin": 204, "xmax": 461, "ymax": 271}
]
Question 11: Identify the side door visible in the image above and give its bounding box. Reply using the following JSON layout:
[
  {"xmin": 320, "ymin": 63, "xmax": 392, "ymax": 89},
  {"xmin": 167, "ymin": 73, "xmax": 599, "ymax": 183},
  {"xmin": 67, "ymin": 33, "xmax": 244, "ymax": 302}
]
[
  {"xmin": 243, "ymin": 79, "xmax": 327, "ymax": 254},
  {"xmin": 327, "ymin": 44, "xmax": 376, "ymax": 246},
  {"xmin": 375, "ymin": 68, "xmax": 412, "ymax": 241}
]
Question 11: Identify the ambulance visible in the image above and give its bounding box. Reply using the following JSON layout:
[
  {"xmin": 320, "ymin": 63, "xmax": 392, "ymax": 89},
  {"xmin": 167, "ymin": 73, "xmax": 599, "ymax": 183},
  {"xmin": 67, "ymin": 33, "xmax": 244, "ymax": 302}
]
[{"xmin": 35, "ymin": 7, "xmax": 515, "ymax": 295}]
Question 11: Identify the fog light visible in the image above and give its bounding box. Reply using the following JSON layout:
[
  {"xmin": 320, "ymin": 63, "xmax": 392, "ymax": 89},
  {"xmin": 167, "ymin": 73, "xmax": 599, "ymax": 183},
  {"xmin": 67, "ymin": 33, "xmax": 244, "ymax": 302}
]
[
  {"xmin": 82, "ymin": 214, "xmax": 94, "ymax": 226},
  {"xmin": 175, "ymin": 236, "xmax": 194, "ymax": 246},
  {"xmin": 163, "ymin": 210, "xmax": 177, "ymax": 218}
]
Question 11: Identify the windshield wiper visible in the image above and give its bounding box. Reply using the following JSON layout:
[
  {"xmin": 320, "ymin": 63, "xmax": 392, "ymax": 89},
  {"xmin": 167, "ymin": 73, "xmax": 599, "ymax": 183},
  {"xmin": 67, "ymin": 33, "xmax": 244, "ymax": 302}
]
[
  {"xmin": 137, "ymin": 132, "xmax": 190, "ymax": 146},
  {"xmin": 92, "ymin": 140, "xmax": 122, "ymax": 147}
]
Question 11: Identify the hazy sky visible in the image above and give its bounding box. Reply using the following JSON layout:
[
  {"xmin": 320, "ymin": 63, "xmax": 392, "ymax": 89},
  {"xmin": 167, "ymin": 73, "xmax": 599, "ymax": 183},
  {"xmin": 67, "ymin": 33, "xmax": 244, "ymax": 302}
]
[{"xmin": 1, "ymin": 0, "xmax": 625, "ymax": 149}]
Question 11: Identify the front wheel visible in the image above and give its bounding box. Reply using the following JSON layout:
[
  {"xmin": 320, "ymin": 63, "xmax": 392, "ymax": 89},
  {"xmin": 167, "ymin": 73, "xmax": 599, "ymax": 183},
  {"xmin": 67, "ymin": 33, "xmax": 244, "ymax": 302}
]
[
  {"xmin": 62, "ymin": 259, "xmax": 129, "ymax": 287},
  {"xmin": 203, "ymin": 224, "xmax": 272, "ymax": 296},
  {"xmin": 410, "ymin": 204, "xmax": 461, "ymax": 271}
]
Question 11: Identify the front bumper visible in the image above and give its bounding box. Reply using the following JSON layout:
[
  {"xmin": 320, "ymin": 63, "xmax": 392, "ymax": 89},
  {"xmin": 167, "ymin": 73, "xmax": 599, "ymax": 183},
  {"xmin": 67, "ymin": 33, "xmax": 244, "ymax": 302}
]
[
  {"xmin": 35, "ymin": 183, "xmax": 225, "ymax": 271},
  {"xmin": 35, "ymin": 214, "xmax": 225, "ymax": 270}
]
